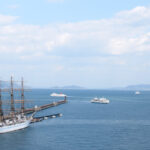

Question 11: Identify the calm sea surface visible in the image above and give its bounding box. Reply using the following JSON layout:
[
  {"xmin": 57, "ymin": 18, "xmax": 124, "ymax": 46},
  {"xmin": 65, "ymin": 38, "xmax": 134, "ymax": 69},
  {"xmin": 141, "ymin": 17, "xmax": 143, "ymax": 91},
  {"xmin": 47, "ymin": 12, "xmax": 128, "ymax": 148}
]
[{"xmin": 0, "ymin": 89, "xmax": 150, "ymax": 150}]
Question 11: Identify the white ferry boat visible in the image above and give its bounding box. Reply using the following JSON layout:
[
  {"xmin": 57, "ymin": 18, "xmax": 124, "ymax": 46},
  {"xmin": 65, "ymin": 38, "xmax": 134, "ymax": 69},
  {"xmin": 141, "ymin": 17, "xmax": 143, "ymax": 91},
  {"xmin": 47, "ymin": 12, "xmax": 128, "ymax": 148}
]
[
  {"xmin": 50, "ymin": 93, "xmax": 67, "ymax": 97},
  {"xmin": 91, "ymin": 97, "xmax": 110, "ymax": 104},
  {"xmin": 135, "ymin": 91, "xmax": 140, "ymax": 95}
]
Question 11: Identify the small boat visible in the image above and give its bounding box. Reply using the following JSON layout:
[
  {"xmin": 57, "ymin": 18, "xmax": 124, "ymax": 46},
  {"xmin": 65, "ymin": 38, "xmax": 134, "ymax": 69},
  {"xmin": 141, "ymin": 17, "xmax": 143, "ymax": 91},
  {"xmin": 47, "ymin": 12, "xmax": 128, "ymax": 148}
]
[
  {"xmin": 50, "ymin": 93, "xmax": 67, "ymax": 97},
  {"xmin": 91, "ymin": 97, "xmax": 109, "ymax": 104},
  {"xmin": 135, "ymin": 91, "xmax": 140, "ymax": 95}
]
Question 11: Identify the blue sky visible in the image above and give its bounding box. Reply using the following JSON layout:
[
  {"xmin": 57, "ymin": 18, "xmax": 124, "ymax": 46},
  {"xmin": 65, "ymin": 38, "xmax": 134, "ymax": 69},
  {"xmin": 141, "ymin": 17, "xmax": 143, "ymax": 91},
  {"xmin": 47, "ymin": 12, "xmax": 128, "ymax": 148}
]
[
  {"xmin": 1, "ymin": 0, "xmax": 150, "ymax": 24},
  {"xmin": 0, "ymin": 0, "xmax": 150, "ymax": 88}
]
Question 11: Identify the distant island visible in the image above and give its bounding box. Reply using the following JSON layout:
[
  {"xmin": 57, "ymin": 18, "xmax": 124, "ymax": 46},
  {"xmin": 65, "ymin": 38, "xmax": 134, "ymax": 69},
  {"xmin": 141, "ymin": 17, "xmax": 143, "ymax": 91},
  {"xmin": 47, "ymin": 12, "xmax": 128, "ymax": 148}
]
[
  {"xmin": 0, "ymin": 81, "xmax": 20, "ymax": 88},
  {"xmin": 125, "ymin": 84, "xmax": 150, "ymax": 90},
  {"xmin": 50, "ymin": 85, "xmax": 85, "ymax": 89},
  {"xmin": 50, "ymin": 84, "xmax": 150, "ymax": 90},
  {"xmin": 110, "ymin": 84, "xmax": 150, "ymax": 91}
]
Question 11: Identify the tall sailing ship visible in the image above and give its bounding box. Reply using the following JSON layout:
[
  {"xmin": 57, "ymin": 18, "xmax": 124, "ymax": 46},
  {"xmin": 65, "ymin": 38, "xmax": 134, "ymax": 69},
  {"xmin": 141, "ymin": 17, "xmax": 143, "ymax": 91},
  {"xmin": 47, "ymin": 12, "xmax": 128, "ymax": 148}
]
[{"xmin": 0, "ymin": 77, "xmax": 35, "ymax": 134}]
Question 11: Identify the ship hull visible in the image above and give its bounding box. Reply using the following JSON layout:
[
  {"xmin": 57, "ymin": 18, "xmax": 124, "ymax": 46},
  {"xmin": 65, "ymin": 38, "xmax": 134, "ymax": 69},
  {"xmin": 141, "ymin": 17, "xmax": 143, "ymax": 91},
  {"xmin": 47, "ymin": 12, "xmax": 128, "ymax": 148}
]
[{"xmin": 0, "ymin": 120, "xmax": 31, "ymax": 134}]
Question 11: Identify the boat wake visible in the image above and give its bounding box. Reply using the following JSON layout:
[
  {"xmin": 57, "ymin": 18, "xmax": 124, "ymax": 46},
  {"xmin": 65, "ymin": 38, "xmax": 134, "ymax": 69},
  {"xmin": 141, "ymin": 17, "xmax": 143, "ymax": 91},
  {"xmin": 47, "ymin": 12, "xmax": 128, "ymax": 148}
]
[{"xmin": 35, "ymin": 119, "xmax": 150, "ymax": 126}]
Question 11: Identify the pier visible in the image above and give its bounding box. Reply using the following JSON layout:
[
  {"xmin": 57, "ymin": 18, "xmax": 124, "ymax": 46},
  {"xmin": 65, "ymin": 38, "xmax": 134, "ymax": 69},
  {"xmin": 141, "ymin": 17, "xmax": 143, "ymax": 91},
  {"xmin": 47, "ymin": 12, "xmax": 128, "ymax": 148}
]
[
  {"xmin": 3, "ymin": 99, "xmax": 67, "ymax": 120},
  {"xmin": 24, "ymin": 99, "xmax": 67, "ymax": 114}
]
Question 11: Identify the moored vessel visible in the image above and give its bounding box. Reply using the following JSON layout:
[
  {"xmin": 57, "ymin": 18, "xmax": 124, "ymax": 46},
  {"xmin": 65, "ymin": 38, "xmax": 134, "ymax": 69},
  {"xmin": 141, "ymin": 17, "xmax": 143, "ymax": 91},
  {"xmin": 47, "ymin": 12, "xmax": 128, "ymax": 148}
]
[
  {"xmin": 0, "ymin": 77, "xmax": 35, "ymax": 134},
  {"xmin": 0, "ymin": 114, "xmax": 32, "ymax": 133}
]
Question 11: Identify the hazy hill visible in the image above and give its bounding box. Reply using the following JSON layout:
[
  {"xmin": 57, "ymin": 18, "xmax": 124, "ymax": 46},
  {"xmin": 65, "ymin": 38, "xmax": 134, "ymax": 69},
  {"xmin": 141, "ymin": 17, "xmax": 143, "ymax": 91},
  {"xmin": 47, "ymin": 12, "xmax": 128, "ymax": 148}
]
[
  {"xmin": 125, "ymin": 84, "xmax": 150, "ymax": 90},
  {"xmin": 0, "ymin": 81, "xmax": 20, "ymax": 88},
  {"xmin": 50, "ymin": 85, "xmax": 85, "ymax": 89}
]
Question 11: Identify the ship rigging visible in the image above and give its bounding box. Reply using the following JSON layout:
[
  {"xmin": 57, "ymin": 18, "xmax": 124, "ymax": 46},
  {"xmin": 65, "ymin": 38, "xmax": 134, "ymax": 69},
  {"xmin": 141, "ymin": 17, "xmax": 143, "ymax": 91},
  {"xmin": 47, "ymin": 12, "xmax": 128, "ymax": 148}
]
[{"xmin": 0, "ymin": 77, "xmax": 35, "ymax": 133}]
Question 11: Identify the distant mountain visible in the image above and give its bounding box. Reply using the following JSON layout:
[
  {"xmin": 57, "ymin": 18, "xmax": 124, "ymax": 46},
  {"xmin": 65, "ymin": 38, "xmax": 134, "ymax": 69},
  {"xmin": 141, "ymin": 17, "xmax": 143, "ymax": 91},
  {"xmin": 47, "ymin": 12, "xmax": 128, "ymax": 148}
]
[
  {"xmin": 1, "ymin": 81, "xmax": 20, "ymax": 88},
  {"xmin": 50, "ymin": 84, "xmax": 150, "ymax": 90},
  {"xmin": 125, "ymin": 84, "xmax": 150, "ymax": 90},
  {"xmin": 50, "ymin": 85, "xmax": 85, "ymax": 89}
]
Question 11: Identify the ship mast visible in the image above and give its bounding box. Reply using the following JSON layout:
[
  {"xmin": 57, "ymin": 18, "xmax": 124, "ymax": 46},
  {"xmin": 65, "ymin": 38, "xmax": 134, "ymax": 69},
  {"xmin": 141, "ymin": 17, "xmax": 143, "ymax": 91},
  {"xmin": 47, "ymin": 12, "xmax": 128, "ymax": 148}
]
[
  {"xmin": 10, "ymin": 76, "xmax": 15, "ymax": 115},
  {"xmin": 21, "ymin": 77, "xmax": 24, "ymax": 113},
  {"xmin": 0, "ymin": 81, "xmax": 3, "ymax": 122}
]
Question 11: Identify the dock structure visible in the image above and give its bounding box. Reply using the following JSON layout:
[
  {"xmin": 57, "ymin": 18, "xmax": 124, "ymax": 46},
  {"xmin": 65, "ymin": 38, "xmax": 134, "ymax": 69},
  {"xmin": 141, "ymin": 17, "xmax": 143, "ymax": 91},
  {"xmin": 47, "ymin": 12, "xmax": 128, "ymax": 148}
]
[
  {"xmin": 23, "ymin": 99, "xmax": 67, "ymax": 114},
  {"xmin": 3, "ymin": 99, "xmax": 67, "ymax": 120},
  {"xmin": 0, "ymin": 77, "xmax": 68, "ymax": 123},
  {"xmin": 31, "ymin": 113, "xmax": 63, "ymax": 123}
]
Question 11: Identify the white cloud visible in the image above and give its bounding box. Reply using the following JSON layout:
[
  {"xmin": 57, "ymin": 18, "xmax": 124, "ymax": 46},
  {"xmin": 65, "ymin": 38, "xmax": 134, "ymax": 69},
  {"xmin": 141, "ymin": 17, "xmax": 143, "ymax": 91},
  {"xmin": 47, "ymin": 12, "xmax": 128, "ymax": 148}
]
[
  {"xmin": 116, "ymin": 6, "xmax": 150, "ymax": 21},
  {"xmin": 0, "ymin": 6, "xmax": 150, "ymax": 59},
  {"xmin": 0, "ymin": 14, "xmax": 18, "ymax": 25}
]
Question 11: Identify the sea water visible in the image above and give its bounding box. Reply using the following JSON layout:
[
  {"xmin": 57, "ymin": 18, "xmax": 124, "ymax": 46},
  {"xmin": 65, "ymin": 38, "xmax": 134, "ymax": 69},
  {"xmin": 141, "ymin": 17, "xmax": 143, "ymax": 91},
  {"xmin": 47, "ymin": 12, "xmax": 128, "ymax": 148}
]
[{"xmin": 0, "ymin": 89, "xmax": 150, "ymax": 150}]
